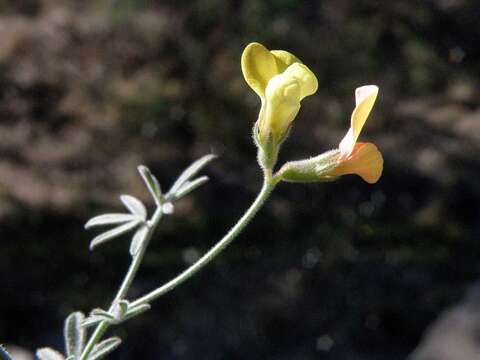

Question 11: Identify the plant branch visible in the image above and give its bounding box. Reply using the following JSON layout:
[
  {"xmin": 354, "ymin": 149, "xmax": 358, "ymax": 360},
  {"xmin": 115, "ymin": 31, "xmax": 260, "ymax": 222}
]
[
  {"xmin": 79, "ymin": 207, "xmax": 163, "ymax": 360},
  {"xmin": 131, "ymin": 175, "xmax": 277, "ymax": 308},
  {"xmin": 79, "ymin": 168, "xmax": 279, "ymax": 360}
]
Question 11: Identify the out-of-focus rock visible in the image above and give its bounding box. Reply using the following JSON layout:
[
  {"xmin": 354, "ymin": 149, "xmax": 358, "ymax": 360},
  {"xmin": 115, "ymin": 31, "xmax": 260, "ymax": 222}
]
[
  {"xmin": 409, "ymin": 284, "xmax": 480, "ymax": 360},
  {"xmin": 4, "ymin": 345, "xmax": 34, "ymax": 360}
]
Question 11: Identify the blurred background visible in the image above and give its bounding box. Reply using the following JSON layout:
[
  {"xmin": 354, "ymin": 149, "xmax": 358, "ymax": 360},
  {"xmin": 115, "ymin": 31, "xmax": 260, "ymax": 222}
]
[{"xmin": 1, "ymin": 0, "xmax": 480, "ymax": 359}]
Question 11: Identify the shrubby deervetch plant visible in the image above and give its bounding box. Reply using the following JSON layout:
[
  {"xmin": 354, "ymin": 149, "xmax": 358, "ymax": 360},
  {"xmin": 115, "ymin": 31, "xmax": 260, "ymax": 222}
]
[{"xmin": 35, "ymin": 42, "xmax": 383, "ymax": 360}]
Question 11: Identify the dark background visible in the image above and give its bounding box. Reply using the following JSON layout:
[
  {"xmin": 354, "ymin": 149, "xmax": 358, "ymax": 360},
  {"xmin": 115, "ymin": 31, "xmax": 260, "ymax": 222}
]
[{"xmin": 1, "ymin": 0, "xmax": 480, "ymax": 359}]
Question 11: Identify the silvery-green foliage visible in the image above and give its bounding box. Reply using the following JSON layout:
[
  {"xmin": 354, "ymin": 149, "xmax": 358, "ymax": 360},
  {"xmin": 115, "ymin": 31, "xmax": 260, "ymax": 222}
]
[
  {"xmin": 64, "ymin": 312, "xmax": 86, "ymax": 359},
  {"xmin": 166, "ymin": 154, "xmax": 216, "ymax": 201},
  {"xmin": 174, "ymin": 176, "xmax": 209, "ymax": 200},
  {"xmin": 35, "ymin": 312, "xmax": 86, "ymax": 360},
  {"xmin": 111, "ymin": 300, "xmax": 129, "ymax": 321},
  {"xmin": 37, "ymin": 156, "xmax": 215, "ymax": 360},
  {"xmin": 88, "ymin": 338, "xmax": 122, "ymax": 360},
  {"xmin": 129, "ymin": 225, "xmax": 149, "ymax": 256},
  {"xmin": 81, "ymin": 307, "xmax": 115, "ymax": 328},
  {"xmin": 89, "ymin": 220, "xmax": 142, "ymax": 250},
  {"xmin": 82, "ymin": 301, "xmax": 152, "ymax": 328},
  {"xmin": 122, "ymin": 303, "xmax": 151, "ymax": 319},
  {"xmin": 138, "ymin": 165, "xmax": 162, "ymax": 206},
  {"xmin": 86, "ymin": 194, "xmax": 149, "ymax": 251},
  {"xmin": 85, "ymin": 158, "xmax": 214, "ymax": 252},
  {"xmin": 84, "ymin": 214, "xmax": 139, "ymax": 229},
  {"xmin": 120, "ymin": 195, "xmax": 147, "ymax": 219}
]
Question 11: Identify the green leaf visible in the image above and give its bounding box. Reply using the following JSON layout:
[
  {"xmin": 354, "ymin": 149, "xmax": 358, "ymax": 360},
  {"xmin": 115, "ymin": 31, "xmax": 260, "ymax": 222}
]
[
  {"xmin": 89, "ymin": 337, "xmax": 122, "ymax": 360},
  {"xmin": 120, "ymin": 195, "xmax": 147, "ymax": 219},
  {"xmin": 90, "ymin": 308, "xmax": 114, "ymax": 319},
  {"xmin": 173, "ymin": 176, "xmax": 209, "ymax": 200},
  {"xmin": 124, "ymin": 303, "xmax": 151, "ymax": 320},
  {"xmin": 36, "ymin": 348, "xmax": 65, "ymax": 360},
  {"xmin": 64, "ymin": 312, "xmax": 86, "ymax": 359},
  {"xmin": 84, "ymin": 213, "xmax": 139, "ymax": 229},
  {"xmin": 80, "ymin": 315, "xmax": 105, "ymax": 328},
  {"xmin": 168, "ymin": 154, "xmax": 216, "ymax": 197},
  {"xmin": 81, "ymin": 308, "xmax": 115, "ymax": 327},
  {"xmin": 138, "ymin": 165, "xmax": 162, "ymax": 205},
  {"xmin": 111, "ymin": 300, "xmax": 129, "ymax": 320},
  {"xmin": 129, "ymin": 225, "xmax": 149, "ymax": 256},
  {"xmin": 89, "ymin": 220, "xmax": 140, "ymax": 250}
]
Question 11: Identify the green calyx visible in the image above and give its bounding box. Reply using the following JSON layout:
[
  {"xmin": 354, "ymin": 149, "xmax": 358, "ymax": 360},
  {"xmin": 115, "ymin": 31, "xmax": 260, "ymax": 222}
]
[{"xmin": 276, "ymin": 149, "xmax": 341, "ymax": 183}]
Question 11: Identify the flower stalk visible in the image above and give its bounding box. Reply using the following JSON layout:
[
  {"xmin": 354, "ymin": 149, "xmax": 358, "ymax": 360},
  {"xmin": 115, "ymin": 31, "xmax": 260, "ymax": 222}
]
[{"xmin": 132, "ymin": 172, "xmax": 279, "ymax": 307}]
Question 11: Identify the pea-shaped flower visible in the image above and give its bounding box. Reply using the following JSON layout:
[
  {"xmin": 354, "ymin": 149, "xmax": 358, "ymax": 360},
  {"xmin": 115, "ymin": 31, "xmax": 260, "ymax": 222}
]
[
  {"xmin": 242, "ymin": 42, "xmax": 318, "ymax": 150},
  {"xmin": 329, "ymin": 85, "xmax": 383, "ymax": 183},
  {"xmin": 279, "ymin": 85, "xmax": 383, "ymax": 184}
]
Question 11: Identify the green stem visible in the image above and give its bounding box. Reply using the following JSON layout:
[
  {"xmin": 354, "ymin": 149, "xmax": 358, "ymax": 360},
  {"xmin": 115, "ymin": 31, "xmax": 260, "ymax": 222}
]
[
  {"xmin": 79, "ymin": 208, "xmax": 163, "ymax": 360},
  {"xmin": 114, "ymin": 208, "xmax": 163, "ymax": 302},
  {"xmin": 80, "ymin": 171, "xmax": 279, "ymax": 360},
  {"xmin": 131, "ymin": 175, "xmax": 277, "ymax": 308}
]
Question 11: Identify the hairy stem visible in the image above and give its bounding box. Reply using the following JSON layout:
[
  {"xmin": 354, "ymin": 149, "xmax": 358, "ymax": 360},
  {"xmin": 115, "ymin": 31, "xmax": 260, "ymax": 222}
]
[
  {"xmin": 131, "ymin": 175, "xmax": 277, "ymax": 308},
  {"xmin": 79, "ymin": 208, "xmax": 163, "ymax": 360},
  {"xmin": 80, "ymin": 170, "xmax": 279, "ymax": 360}
]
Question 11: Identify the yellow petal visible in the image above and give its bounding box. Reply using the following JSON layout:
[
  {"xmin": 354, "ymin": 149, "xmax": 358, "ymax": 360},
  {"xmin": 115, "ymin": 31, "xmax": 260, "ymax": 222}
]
[
  {"xmin": 281, "ymin": 63, "xmax": 318, "ymax": 99},
  {"xmin": 271, "ymin": 50, "xmax": 301, "ymax": 72},
  {"xmin": 339, "ymin": 85, "xmax": 379, "ymax": 156},
  {"xmin": 329, "ymin": 142, "xmax": 383, "ymax": 184},
  {"xmin": 241, "ymin": 42, "xmax": 278, "ymax": 98},
  {"xmin": 261, "ymin": 73, "xmax": 301, "ymax": 143},
  {"xmin": 265, "ymin": 72, "xmax": 302, "ymax": 104},
  {"xmin": 258, "ymin": 62, "xmax": 318, "ymax": 145}
]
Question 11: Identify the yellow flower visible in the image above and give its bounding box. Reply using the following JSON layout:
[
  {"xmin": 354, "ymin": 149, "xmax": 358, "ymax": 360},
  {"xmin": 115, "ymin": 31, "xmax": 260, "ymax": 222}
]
[
  {"xmin": 279, "ymin": 85, "xmax": 383, "ymax": 184},
  {"xmin": 241, "ymin": 42, "xmax": 318, "ymax": 147}
]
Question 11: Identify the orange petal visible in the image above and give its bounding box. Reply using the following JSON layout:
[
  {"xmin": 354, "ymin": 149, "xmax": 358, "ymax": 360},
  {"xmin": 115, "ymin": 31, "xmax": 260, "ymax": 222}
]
[{"xmin": 329, "ymin": 142, "xmax": 383, "ymax": 184}]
